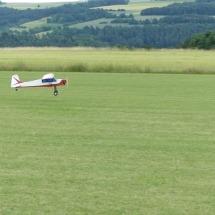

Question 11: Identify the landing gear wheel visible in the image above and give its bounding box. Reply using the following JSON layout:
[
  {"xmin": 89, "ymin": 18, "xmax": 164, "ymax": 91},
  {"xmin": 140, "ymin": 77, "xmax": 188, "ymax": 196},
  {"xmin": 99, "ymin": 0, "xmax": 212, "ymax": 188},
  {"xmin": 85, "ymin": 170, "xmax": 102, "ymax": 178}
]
[
  {"xmin": 54, "ymin": 91, "xmax": 58, "ymax": 96},
  {"xmin": 54, "ymin": 86, "xmax": 58, "ymax": 96}
]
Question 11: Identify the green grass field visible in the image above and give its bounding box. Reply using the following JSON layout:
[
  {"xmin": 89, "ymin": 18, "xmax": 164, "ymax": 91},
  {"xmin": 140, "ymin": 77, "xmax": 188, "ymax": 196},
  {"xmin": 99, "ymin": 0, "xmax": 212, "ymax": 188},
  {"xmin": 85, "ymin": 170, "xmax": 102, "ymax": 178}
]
[
  {"xmin": 1, "ymin": 70, "xmax": 215, "ymax": 214},
  {"xmin": 1, "ymin": 48, "xmax": 215, "ymax": 74}
]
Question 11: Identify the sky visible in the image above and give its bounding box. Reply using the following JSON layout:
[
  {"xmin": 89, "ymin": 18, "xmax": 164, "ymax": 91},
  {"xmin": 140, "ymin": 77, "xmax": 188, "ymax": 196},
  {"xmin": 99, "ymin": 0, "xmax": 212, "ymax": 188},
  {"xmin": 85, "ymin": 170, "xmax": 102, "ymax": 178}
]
[{"xmin": 3, "ymin": 0, "xmax": 81, "ymax": 3}]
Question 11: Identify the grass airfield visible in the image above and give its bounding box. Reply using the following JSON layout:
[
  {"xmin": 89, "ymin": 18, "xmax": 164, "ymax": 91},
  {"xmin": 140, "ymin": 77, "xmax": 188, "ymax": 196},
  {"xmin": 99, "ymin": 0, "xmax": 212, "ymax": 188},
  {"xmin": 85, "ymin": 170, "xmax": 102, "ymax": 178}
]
[{"xmin": 1, "ymin": 49, "xmax": 215, "ymax": 214}]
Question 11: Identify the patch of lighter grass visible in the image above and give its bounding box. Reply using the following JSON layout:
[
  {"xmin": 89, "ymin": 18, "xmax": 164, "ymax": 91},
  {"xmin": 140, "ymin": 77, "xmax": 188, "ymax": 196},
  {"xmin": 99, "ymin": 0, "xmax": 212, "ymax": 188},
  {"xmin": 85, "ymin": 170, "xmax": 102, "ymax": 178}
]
[
  {"xmin": 20, "ymin": 17, "xmax": 48, "ymax": 29},
  {"xmin": 94, "ymin": 1, "xmax": 173, "ymax": 11}
]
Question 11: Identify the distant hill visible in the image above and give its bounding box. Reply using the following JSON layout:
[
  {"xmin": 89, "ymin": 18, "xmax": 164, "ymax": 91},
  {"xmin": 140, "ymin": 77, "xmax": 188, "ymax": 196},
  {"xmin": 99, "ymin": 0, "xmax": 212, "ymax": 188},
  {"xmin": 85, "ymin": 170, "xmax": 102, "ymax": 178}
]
[
  {"xmin": 141, "ymin": 1, "xmax": 215, "ymax": 15},
  {"xmin": 0, "ymin": 1, "xmax": 118, "ymax": 27},
  {"xmin": 1, "ymin": 0, "xmax": 215, "ymax": 49}
]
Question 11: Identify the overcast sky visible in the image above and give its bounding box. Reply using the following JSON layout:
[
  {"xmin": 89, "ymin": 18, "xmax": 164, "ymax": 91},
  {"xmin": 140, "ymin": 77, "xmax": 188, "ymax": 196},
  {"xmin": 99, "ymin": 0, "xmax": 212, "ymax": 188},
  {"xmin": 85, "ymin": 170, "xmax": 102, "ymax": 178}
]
[{"xmin": 3, "ymin": 0, "xmax": 80, "ymax": 3}]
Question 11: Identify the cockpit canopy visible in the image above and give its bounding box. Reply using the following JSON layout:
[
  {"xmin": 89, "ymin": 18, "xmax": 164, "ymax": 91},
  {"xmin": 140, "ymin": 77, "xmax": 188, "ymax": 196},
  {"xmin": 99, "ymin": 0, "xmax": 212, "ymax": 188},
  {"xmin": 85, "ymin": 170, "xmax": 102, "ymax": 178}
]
[
  {"xmin": 42, "ymin": 78, "xmax": 56, "ymax": 83},
  {"xmin": 42, "ymin": 73, "xmax": 56, "ymax": 83}
]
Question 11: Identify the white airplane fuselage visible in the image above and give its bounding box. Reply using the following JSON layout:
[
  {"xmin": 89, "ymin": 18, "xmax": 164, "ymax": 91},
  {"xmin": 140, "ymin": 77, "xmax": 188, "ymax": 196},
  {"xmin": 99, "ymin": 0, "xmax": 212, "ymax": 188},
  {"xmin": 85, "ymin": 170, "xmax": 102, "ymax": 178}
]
[
  {"xmin": 11, "ymin": 74, "xmax": 67, "ymax": 96},
  {"xmin": 11, "ymin": 78, "xmax": 66, "ymax": 88}
]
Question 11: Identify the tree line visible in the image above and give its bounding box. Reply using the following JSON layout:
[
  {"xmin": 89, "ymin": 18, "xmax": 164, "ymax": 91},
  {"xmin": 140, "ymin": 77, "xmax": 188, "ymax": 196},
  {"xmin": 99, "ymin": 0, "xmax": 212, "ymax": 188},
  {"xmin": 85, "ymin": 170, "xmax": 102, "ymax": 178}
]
[
  {"xmin": 111, "ymin": 15, "xmax": 215, "ymax": 25},
  {"xmin": 180, "ymin": 31, "xmax": 215, "ymax": 49},
  {"xmin": 141, "ymin": 2, "xmax": 215, "ymax": 16},
  {"xmin": 2, "ymin": 23, "xmax": 215, "ymax": 48},
  {"xmin": 47, "ymin": 4, "xmax": 116, "ymax": 25}
]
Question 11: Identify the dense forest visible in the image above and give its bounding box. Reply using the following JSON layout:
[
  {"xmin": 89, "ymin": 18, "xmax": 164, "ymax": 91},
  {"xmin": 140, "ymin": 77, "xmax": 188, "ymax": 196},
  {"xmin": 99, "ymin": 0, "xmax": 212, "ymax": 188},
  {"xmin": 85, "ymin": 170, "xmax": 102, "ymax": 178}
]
[
  {"xmin": 179, "ymin": 31, "xmax": 215, "ymax": 49},
  {"xmin": 2, "ymin": 23, "xmax": 215, "ymax": 48},
  {"xmin": 111, "ymin": 15, "xmax": 215, "ymax": 25},
  {"xmin": 1, "ymin": 0, "xmax": 215, "ymax": 48},
  {"xmin": 140, "ymin": 1, "xmax": 215, "ymax": 15}
]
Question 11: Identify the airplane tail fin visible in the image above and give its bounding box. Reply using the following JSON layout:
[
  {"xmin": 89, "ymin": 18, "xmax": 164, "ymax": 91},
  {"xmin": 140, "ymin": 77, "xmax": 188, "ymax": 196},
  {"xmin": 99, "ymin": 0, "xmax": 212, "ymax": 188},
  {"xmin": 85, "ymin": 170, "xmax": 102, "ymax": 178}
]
[{"xmin": 11, "ymin": 74, "xmax": 22, "ymax": 88}]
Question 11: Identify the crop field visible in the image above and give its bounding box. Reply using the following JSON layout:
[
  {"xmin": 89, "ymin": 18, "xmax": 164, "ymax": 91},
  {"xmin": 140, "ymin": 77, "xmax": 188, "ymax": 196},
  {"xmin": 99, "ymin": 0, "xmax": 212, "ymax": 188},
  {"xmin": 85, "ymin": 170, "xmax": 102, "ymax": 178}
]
[
  {"xmin": 1, "ymin": 48, "xmax": 215, "ymax": 214},
  {"xmin": 0, "ymin": 2, "xmax": 64, "ymax": 10},
  {"xmin": 69, "ymin": 16, "xmax": 165, "ymax": 29},
  {"xmin": 75, "ymin": 0, "xmax": 195, "ymax": 28},
  {"xmin": 69, "ymin": 18, "xmax": 134, "ymax": 29},
  {"xmin": 91, "ymin": 0, "xmax": 174, "ymax": 26},
  {"xmin": 0, "ymin": 1, "xmax": 81, "ymax": 10},
  {"xmin": 94, "ymin": 0, "xmax": 195, "ymax": 17},
  {"xmin": 97, "ymin": 1, "xmax": 172, "ymax": 15},
  {"xmin": 11, "ymin": 18, "xmax": 62, "ymax": 33}
]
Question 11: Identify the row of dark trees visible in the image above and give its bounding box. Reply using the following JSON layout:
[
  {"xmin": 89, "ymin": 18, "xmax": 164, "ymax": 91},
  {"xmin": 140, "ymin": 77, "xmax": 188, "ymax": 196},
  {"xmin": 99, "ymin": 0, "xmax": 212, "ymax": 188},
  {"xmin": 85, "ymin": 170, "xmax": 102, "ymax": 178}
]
[
  {"xmin": 180, "ymin": 31, "xmax": 215, "ymax": 49},
  {"xmin": 2, "ymin": 23, "xmax": 215, "ymax": 48},
  {"xmin": 47, "ymin": 5, "xmax": 116, "ymax": 24},
  {"xmin": 141, "ymin": 1, "xmax": 215, "ymax": 16},
  {"xmin": 111, "ymin": 15, "xmax": 215, "ymax": 25}
]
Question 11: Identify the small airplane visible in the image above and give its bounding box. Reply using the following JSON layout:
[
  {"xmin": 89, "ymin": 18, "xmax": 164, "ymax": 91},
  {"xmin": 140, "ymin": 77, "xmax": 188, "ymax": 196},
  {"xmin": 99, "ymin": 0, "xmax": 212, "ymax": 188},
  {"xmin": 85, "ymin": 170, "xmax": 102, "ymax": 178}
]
[{"xmin": 11, "ymin": 73, "xmax": 67, "ymax": 96}]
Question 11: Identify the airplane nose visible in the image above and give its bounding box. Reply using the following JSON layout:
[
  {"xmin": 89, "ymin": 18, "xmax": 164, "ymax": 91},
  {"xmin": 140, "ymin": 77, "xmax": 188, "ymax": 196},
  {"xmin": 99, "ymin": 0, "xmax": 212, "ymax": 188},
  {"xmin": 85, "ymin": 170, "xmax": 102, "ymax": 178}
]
[{"xmin": 62, "ymin": 79, "xmax": 67, "ymax": 85}]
